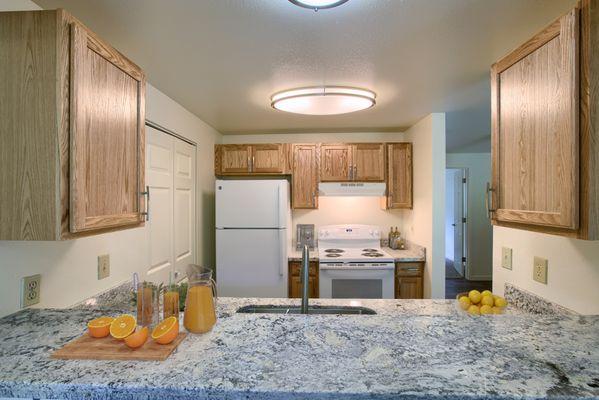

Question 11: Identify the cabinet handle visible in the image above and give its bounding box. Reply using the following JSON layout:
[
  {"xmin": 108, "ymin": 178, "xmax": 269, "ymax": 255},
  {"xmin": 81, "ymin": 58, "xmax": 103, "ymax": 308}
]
[
  {"xmin": 248, "ymin": 156, "xmax": 251, "ymax": 172},
  {"xmin": 140, "ymin": 186, "xmax": 150, "ymax": 221},
  {"xmin": 252, "ymin": 156, "xmax": 255, "ymax": 172},
  {"xmin": 353, "ymin": 165, "xmax": 357, "ymax": 180},
  {"xmin": 348, "ymin": 165, "xmax": 352, "ymax": 180},
  {"xmin": 311, "ymin": 191, "xmax": 316, "ymax": 206},
  {"xmin": 485, "ymin": 182, "xmax": 496, "ymax": 219}
]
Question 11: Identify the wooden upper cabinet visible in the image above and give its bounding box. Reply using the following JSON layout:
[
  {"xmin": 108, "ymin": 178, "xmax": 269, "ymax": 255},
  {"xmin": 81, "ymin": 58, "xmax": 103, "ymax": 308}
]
[
  {"xmin": 491, "ymin": 8, "xmax": 579, "ymax": 231},
  {"xmin": 252, "ymin": 144, "xmax": 284, "ymax": 173},
  {"xmin": 69, "ymin": 22, "xmax": 146, "ymax": 233},
  {"xmin": 215, "ymin": 144, "xmax": 286, "ymax": 175},
  {"xmin": 218, "ymin": 145, "xmax": 251, "ymax": 174},
  {"xmin": 386, "ymin": 143, "xmax": 413, "ymax": 209},
  {"xmin": 292, "ymin": 144, "xmax": 319, "ymax": 209},
  {"xmin": 352, "ymin": 143, "xmax": 386, "ymax": 181},
  {"xmin": 0, "ymin": 9, "xmax": 146, "ymax": 240},
  {"xmin": 320, "ymin": 144, "xmax": 352, "ymax": 181}
]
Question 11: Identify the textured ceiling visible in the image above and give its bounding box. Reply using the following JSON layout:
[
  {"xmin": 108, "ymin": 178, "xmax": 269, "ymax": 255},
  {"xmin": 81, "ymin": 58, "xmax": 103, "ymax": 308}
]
[{"xmin": 34, "ymin": 0, "xmax": 575, "ymax": 151}]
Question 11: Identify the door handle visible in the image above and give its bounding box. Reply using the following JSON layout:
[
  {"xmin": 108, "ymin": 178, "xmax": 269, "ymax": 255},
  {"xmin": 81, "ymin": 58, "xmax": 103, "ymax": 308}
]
[
  {"xmin": 485, "ymin": 182, "xmax": 496, "ymax": 219},
  {"xmin": 140, "ymin": 186, "xmax": 150, "ymax": 221}
]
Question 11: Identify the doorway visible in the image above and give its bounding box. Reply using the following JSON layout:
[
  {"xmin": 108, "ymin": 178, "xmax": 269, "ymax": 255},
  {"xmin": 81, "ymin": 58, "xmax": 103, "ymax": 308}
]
[{"xmin": 445, "ymin": 168, "xmax": 467, "ymax": 279}]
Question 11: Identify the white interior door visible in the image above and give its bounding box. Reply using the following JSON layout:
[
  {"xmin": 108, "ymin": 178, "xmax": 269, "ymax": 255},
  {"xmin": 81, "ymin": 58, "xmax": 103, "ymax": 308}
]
[
  {"xmin": 174, "ymin": 140, "xmax": 196, "ymax": 279},
  {"xmin": 146, "ymin": 127, "xmax": 174, "ymax": 284},
  {"xmin": 146, "ymin": 125, "xmax": 197, "ymax": 285},
  {"xmin": 452, "ymin": 170, "xmax": 465, "ymax": 276}
]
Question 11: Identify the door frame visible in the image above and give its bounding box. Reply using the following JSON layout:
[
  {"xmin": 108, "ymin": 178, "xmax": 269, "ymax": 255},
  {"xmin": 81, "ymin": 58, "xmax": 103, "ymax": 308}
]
[
  {"xmin": 445, "ymin": 167, "xmax": 468, "ymax": 278},
  {"xmin": 145, "ymin": 120, "xmax": 198, "ymax": 282}
]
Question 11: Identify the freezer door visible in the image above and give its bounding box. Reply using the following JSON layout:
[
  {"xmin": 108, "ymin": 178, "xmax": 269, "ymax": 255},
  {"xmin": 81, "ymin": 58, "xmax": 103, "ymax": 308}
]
[
  {"xmin": 216, "ymin": 229, "xmax": 288, "ymax": 298},
  {"xmin": 216, "ymin": 180, "xmax": 289, "ymax": 229}
]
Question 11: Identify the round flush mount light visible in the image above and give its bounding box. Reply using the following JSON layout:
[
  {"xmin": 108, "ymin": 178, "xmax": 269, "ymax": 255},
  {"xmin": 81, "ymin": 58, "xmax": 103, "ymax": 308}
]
[
  {"xmin": 288, "ymin": 0, "xmax": 349, "ymax": 11},
  {"xmin": 271, "ymin": 86, "xmax": 376, "ymax": 115}
]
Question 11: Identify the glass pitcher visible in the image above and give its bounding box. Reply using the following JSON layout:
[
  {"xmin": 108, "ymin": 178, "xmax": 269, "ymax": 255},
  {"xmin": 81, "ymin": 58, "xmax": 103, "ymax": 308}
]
[{"xmin": 183, "ymin": 265, "xmax": 217, "ymax": 334}]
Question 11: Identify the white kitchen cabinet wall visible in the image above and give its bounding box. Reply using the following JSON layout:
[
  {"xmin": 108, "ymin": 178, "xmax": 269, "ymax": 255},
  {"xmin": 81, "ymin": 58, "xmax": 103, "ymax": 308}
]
[{"xmin": 146, "ymin": 126, "xmax": 197, "ymax": 283}]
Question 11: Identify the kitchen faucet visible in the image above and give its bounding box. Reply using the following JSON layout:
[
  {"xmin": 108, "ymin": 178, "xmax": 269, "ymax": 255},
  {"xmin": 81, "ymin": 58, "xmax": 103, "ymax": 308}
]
[{"xmin": 301, "ymin": 244, "xmax": 310, "ymax": 314}]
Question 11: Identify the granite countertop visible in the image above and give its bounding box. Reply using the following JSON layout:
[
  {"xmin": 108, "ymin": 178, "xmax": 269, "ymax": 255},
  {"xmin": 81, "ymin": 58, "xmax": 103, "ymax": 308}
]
[
  {"xmin": 1, "ymin": 296, "xmax": 597, "ymax": 400},
  {"xmin": 288, "ymin": 245, "xmax": 425, "ymax": 262}
]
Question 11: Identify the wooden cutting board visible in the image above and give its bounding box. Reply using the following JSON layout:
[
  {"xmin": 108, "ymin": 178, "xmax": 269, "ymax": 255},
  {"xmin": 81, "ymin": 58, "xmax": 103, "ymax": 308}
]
[{"xmin": 51, "ymin": 332, "xmax": 187, "ymax": 361}]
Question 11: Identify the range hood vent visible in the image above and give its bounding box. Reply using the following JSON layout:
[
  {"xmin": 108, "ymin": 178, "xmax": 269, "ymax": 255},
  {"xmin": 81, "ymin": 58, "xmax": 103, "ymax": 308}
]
[{"xmin": 318, "ymin": 182, "xmax": 386, "ymax": 197}]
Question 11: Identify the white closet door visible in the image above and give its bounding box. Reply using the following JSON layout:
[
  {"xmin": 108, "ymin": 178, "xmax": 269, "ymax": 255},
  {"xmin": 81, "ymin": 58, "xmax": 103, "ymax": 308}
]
[
  {"xmin": 173, "ymin": 139, "xmax": 196, "ymax": 278},
  {"xmin": 146, "ymin": 127, "xmax": 174, "ymax": 284}
]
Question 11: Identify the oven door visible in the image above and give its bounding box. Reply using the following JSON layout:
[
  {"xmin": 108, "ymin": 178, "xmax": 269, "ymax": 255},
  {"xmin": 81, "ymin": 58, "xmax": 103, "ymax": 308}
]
[{"xmin": 319, "ymin": 263, "xmax": 395, "ymax": 299}]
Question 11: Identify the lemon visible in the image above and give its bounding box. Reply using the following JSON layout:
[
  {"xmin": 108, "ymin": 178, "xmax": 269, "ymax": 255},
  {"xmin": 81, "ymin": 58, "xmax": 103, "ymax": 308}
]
[
  {"xmin": 481, "ymin": 295, "xmax": 494, "ymax": 307},
  {"xmin": 492, "ymin": 306, "xmax": 504, "ymax": 314},
  {"xmin": 467, "ymin": 305, "xmax": 480, "ymax": 316},
  {"xmin": 494, "ymin": 296, "xmax": 507, "ymax": 308},
  {"xmin": 458, "ymin": 296, "xmax": 471, "ymax": 310},
  {"xmin": 468, "ymin": 290, "xmax": 482, "ymax": 304},
  {"xmin": 481, "ymin": 290, "xmax": 493, "ymax": 297},
  {"xmin": 480, "ymin": 305, "xmax": 493, "ymax": 315}
]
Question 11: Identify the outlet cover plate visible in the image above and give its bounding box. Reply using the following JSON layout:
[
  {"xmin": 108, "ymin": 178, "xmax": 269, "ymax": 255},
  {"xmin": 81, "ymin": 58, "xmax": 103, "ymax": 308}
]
[
  {"xmin": 501, "ymin": 247, "xmax": 513, "ymax": 270},
  {"xmin": 533, "ymin": 256, "xmax": 548, "ymax": 284},
  {"xmin": 22, "ymin": 274, "xmax": 41, "ymax": 307},
  {"xmin": 98, "ymin": 254, "xmax": 110, "ymax": 280}
]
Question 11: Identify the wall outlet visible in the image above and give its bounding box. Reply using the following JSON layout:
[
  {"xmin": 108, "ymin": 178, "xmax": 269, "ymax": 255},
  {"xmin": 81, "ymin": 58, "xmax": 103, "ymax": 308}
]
[
  {"xmin": 98, "ymin": 254, "xmax": 110, "ymax": 280},
  {"xmin": 21, "ymin": 274, "xmax": 41, "ymax": 308},
  {"xmin": 533, "ymin": 256, "xmax": 548, "ymax": 284},
  {"xmin": 501, "ymin": 247, "xmax": 513, "ymax": 270}
]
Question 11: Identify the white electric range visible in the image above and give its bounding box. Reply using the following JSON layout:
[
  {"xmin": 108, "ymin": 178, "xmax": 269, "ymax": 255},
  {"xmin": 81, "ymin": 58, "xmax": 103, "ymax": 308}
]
[{"xmin": 318, "ymin": 224, "xmax": 395, "ymax": 299}]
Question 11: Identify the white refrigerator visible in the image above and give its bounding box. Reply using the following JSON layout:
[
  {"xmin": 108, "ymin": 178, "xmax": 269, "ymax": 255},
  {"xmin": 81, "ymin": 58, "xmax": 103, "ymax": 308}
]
[{"xmin": 215, "ymin": 179, "xmax": 291, "ymax": 298}]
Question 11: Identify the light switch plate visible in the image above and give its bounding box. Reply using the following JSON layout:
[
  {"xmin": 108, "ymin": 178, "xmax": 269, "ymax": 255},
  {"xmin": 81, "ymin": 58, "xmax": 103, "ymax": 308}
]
[
  {"xmin": 21, "ymin": 274, "xmax": 41, "ymax": 307},
  {"xmin": 533, "ymin": 256, "xmax": 548, "ymax": 284},
  {"xmin": 501, "ymin": 247, "xmax": 512, "ymax": 270},
  {"xmin": 98, "ymin": 254, "xmax": 110, "ymax": 280}
]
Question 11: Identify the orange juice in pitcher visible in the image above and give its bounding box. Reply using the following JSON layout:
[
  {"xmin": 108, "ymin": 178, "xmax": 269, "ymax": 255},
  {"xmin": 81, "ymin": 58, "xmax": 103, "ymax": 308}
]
[{"xmin": 183, "ymin": 265, "xmax": 217, "ymax": 334}]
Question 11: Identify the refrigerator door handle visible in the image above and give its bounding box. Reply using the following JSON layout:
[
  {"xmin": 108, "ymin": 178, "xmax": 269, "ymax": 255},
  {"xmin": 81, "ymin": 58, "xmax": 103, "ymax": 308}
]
[
  {"xmin": 278, "ymin": 229, "xmax": 286, "ymax": 277},
  {"xmin": 277, "ymin": 184, "xmax": 283, "ymax": 228}
]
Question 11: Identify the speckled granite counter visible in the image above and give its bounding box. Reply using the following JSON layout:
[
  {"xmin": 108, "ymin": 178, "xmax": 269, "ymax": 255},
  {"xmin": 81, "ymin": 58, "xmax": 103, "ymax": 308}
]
[
  {"xmin": 1, "ymin": 297, "xmax": 597, "ymax": 400},
  {"xmin": 288, "ymin": 246, "xmax": 425, "ymax": 262}
]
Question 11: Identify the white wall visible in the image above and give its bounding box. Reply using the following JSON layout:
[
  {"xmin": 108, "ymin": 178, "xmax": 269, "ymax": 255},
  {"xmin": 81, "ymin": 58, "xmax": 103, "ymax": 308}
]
[
  {"xmin": 445, "ymin": 170, "xmax": 456, "ymax": 261},
  {"xmin": 493, "ymin": 227, "xmax": 599, "ymax": 314},
  {"xmin": 447, "ymin": 153, "xmax": 493, "ymax": 280},
  {"xmin": 399, "ymin": 114, "xmax": 446, "ymax": 299},
  {"xmin": 0, "ymin": 81, "xmax": 221, "ymax": 317}
]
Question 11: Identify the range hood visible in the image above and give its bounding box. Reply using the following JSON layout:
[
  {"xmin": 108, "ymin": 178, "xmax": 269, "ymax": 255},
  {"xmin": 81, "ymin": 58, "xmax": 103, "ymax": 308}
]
[{"xmin": 318, "ymin": 182, "xmax": 386, "ymax": 197}]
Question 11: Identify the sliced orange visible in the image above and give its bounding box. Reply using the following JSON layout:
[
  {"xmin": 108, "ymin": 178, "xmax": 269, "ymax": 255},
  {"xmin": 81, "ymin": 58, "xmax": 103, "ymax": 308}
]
[
  {"xmin": 151, "ymin": 316, "xmax": 179, "ymax": 345},
  {"xmin": 109, "ymin": 314, "xmax": 137, "ymax": 340},
  {"xmin": 124, "ymin": 326, "xmax": 149, "ymax": 349},
  {"xmin": 87, "ymin": 316, "xmax": 115, "ymax": 338}
]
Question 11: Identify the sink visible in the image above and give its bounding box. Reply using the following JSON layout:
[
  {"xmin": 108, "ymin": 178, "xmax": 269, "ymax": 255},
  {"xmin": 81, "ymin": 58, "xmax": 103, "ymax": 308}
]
[{"xmin": 236, "ymin": 305, "xmax": 376, "ymax": 315}]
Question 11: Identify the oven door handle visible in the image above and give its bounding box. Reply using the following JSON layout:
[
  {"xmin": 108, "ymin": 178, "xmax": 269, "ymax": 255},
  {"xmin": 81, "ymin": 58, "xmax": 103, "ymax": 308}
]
[{"xmin": 319, "ymin": 264, "xmax": 395, "ymax": 271}]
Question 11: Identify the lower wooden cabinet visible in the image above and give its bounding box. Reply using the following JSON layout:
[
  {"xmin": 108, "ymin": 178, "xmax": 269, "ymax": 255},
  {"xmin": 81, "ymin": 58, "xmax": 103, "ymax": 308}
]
[
  {"xmin": 395, "ymin": 262, "xmax": 424, "ymax": 299},
  {"xmin": 288, "ymin": 261, "xmax": 319, "ymax": 298}
]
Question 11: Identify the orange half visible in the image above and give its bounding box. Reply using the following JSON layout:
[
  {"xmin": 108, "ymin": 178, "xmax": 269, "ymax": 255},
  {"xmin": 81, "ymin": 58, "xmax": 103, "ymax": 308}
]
[
  {"xmin": 151, "ymin": 316, "xmax": 179, "ymax": 345},
  {"xmin": 109, "ymin": 314, "xmax": 137, "ymax": 340},
  {"xmin": 124, "ymin": 326, "xmax": 149, "ymax": 349},
  {"xmin": 87, "ymin": 316, "xmax": 115, "ymax": 338}
]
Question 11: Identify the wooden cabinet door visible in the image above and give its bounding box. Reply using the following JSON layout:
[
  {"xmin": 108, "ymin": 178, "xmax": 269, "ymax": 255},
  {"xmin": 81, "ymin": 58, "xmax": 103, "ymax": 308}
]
[
  {"xmin": 251, "ymin": 144, "xmax": 284, "ymax": 173},
  {"xmin": 396, "ymin": 276, "xmax": 423, "ymax": 299},
  {"xmin": 219, "ymin": 145, "xmax": 251, "ymax": 174},
  {"xmin": 490, "ymin": 8, "xmax": 579, "ymax": 230},
  {"xmin": 69, "ymin": 22, "xmax": 146, "ymax": 233},
  {"xmin": 352, "ymin": 143, "xmax": 385, "ymax": 181},
  {"xmin": 320, "ymin": 144, "xmax": 352, "ymax": 182},
  {"xmin": 288, "ymin": 261, "xmax": 319, "ymax": 298},
  {"xmin": 387, "ymin": 143, "xmax": 413, "ymax": 209},
  {"xmin": 292, "ymin": 144, "xmax": 319, "ymax": 209}
]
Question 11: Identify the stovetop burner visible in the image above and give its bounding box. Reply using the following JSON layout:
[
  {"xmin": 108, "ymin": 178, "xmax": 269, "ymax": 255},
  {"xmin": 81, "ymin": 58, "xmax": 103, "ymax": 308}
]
[
  {"xmin": 326, "ymin": 253, "xmax": 342, "ymax": 258},
  {"xmin": 324, "ymin": 249, "xmax": 345, "ymax": 254},
  {"xmin": 362, "ymin": 248, "xmax": 378, "ymax": 252},
  {"xmin": 362, "ymin": 252, "xmax": 384, "ymax": 257}
]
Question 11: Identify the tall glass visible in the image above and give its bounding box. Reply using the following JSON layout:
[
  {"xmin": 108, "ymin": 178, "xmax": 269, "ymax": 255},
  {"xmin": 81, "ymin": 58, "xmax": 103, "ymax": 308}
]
[{"xmin": 183, "ymin": 265, "xmax": 217, "ymax": 334}]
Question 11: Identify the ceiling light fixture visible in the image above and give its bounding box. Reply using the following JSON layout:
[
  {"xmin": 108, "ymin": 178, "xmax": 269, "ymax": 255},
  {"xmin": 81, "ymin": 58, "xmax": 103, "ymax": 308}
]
[
  {"xmin": 288, "ymin": 0, "xmax": 349, "ymax": 11},
  {"xmin": 271, "ymin": 86, "xmax": 376, "ymax": 115}
]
